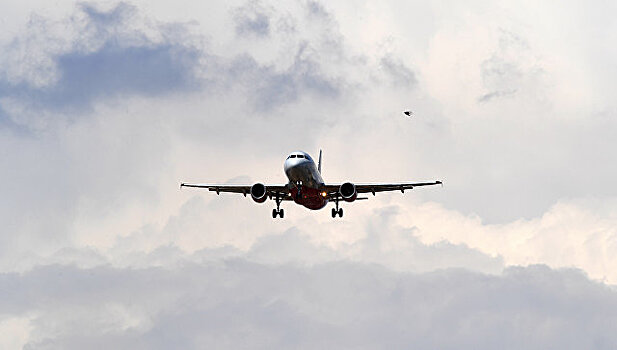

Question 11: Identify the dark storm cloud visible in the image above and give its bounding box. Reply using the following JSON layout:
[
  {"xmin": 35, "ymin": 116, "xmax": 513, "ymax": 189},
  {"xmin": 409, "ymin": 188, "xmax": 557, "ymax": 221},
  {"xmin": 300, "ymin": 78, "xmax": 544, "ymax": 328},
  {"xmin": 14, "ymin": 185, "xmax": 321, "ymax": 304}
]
[
  {"xmin": 3, "ymin": 262, "xmax": 616, "ymax": 349},
  {"xmin": 0, "ymin": 2, "xmax": 202, "ymax": 121}
]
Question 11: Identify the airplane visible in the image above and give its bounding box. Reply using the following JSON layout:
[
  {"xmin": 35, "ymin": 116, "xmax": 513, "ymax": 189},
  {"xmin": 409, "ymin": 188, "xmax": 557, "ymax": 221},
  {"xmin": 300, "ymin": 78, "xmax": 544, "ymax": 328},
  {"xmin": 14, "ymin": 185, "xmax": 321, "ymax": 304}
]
[{"xmin": 180, "ymin": 150, "xmax": 442, "ymax": 219}]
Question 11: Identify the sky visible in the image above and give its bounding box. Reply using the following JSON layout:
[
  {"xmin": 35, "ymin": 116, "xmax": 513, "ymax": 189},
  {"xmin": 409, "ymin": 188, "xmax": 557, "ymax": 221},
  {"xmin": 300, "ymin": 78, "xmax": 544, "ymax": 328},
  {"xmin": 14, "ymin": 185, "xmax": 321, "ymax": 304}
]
[{"xmin": 1, "ymin": 0, "xmax": 617, "ymax": 348}]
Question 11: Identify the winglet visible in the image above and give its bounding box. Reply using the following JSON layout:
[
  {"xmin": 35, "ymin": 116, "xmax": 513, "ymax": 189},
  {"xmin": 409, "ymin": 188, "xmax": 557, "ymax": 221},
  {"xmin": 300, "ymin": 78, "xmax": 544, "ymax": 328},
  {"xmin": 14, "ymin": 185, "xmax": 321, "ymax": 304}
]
[{"xmin": 318, "ymin": 149, "xmax": 322, "ymax": 174}]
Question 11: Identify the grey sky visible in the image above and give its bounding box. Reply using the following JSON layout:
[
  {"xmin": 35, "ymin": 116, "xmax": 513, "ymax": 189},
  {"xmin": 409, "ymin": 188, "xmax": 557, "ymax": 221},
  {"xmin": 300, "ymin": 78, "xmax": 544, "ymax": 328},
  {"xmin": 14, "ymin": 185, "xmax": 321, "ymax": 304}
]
[{"xmin": 1, "ymin": 1, "xmax": 616, "ymax": 348}]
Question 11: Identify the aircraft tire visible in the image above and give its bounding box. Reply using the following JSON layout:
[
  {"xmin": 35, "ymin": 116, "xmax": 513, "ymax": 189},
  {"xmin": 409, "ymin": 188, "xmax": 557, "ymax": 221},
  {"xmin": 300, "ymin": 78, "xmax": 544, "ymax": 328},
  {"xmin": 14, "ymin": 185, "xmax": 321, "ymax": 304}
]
[
  {"xmin": 338, "ymin": 208, "xmax": 343, "ymax": 218},
  {"xmin": 279, "ymin": 209, "xmax": 284, "ymax": 218},
  {"xmin": 272, "ymin": 209, "xmax": 277, "ymax": 218},
  {"xmin": 331, "ymin": 208, "xmax": 336, "ymax": 218}
]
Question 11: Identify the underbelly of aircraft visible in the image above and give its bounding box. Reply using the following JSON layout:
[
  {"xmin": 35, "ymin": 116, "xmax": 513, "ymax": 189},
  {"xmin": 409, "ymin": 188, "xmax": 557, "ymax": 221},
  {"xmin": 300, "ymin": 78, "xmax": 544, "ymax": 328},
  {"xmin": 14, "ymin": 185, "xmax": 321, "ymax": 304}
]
[{"xmin": 290, "ymin": 186, "xmax": 328, "ymax": 210}]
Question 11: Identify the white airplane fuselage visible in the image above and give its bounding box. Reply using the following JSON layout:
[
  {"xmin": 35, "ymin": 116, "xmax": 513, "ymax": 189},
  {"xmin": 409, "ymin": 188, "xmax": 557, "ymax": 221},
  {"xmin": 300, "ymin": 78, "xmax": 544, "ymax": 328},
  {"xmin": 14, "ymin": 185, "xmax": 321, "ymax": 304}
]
[{"xmin": 283, "ymin": 151, "xmax": 328, "ymax": 210}]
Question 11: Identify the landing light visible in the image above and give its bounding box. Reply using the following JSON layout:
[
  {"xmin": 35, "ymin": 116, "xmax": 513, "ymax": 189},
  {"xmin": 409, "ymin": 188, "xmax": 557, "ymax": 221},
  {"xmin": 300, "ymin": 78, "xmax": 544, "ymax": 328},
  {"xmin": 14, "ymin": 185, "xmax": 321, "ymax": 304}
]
[{"xmin": 321, "ymin": 192, "xmax": 327, "ymax": 197}]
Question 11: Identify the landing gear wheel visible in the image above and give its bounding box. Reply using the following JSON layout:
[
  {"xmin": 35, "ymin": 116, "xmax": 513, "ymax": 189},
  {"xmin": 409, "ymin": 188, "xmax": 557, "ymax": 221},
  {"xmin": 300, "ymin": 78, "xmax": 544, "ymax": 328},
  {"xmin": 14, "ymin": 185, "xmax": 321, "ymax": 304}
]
[
  {"xmin": 338, "ymin": 208, "xmax": 343, "ymax": 218},
  {"xmin": 332, "ymin": 208, "xmax": 337, "ymax": 218},
  {"xmin": 272, "ymin": 193, "xmax": 284, "ymax": 219}
]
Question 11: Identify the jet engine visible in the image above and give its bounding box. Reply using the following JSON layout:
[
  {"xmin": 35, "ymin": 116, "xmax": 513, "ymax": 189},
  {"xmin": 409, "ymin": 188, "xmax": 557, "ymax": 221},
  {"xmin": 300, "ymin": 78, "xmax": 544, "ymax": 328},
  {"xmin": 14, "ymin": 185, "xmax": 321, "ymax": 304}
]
[
  {"xmin": 250, "ymin": 183, "xmax": 268, "ymax": 203},
  {"xmin": 339, "ymin": 182, "xmax": 357, "ymax": 202}
]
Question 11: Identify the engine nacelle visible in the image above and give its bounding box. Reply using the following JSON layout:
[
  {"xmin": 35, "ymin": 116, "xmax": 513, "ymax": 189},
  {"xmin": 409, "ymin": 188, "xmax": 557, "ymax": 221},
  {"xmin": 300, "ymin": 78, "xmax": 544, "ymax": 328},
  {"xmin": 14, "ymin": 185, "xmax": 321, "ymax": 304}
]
[
  {"xmin": 250, "ymin": 183, "xmax": 268, "ymax": 203},
  {"xmin": 339, "ymin": 182, "xmax": 357, "ymax": 202}
]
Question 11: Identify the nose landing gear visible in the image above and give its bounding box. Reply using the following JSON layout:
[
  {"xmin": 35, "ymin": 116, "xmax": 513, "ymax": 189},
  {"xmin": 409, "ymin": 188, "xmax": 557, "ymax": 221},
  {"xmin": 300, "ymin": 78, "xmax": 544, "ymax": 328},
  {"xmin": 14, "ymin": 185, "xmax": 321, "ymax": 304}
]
[{"xmin": 296, "ymin": 181, "xmax": 303, "ymax": 199}]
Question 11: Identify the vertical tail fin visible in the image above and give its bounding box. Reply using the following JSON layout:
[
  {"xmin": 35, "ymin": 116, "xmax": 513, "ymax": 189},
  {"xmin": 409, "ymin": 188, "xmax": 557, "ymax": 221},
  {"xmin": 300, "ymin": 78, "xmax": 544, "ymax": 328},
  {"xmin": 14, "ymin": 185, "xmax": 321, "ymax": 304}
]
[{"xmin": 318, "ymin": 149, "xmax": 322, "ymax": 174}]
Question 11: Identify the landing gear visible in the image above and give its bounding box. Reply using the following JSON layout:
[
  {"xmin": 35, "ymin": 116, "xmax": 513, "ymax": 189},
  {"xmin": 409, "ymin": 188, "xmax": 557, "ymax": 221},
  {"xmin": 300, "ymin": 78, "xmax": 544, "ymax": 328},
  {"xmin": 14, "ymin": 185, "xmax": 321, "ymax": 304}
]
[
  {"xmin": 331, "ymin": 207, "xmax": 343, "ymax": 218},
  {"xmin": 331, "ymin": 197, "xmax": 343, "ymax": 218},
  {"xmin": 272, "ymin": 193, "xmax": 284, "ymax": 219},
  {"xmin": 296, "ymin": 181, "xmax": 303, "ymax": 199}
]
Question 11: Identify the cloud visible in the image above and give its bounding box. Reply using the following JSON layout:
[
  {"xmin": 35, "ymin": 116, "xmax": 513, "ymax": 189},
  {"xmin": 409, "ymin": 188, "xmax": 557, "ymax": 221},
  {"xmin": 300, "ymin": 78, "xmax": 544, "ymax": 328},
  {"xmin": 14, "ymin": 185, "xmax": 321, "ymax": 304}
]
[
  {"xmin": 226, "ymin": 46, "xmax": 341, "ymax": 112},
  {"xmin": 0, "ymin": 1, "xmax": 352, "ymax": 129},
  {"xmin": 477, "ymin": 88, "xmax": 517, "ymax": 103},
  {"xmin": 476, "ymin": 29, "xmax": 541, "ymax": 103},
  {"xmin": 2, "ymin": 262, "xmax": 616, "ymax": 348},
  {"xmin": 233, "ymin": 2, "xmax": 272, "ymax": 37},
  {"xmin": 0, "ymin": 2, "xmax": 202, "ymax": 127},
  {"xmin": 380, "ymin": 55, "xmax": 417, "ymax": 88}
]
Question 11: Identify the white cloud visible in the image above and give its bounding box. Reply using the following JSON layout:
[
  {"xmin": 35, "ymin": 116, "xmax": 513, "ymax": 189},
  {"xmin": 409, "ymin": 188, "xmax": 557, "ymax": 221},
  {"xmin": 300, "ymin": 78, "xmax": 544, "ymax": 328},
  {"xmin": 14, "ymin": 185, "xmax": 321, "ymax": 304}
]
[{"xmin": 0, "ymin": 315, "xmax": 34, "ymax": 350}]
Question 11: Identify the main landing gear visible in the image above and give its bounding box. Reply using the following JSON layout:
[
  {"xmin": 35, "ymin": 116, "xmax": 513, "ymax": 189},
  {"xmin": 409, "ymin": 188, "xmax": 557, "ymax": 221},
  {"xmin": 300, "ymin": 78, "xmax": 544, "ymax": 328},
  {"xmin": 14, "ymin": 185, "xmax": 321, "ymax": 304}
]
[
  {"xmin": 331, "ymin": 197, "xmax": 343, "ymax": 218},
  {"xmin": 272, "ymin": 193, "xmax": 284, "ymax": 219},
  {"xmin": 331, "ymin": 208, "xmax": 343, "ymax": 218}
]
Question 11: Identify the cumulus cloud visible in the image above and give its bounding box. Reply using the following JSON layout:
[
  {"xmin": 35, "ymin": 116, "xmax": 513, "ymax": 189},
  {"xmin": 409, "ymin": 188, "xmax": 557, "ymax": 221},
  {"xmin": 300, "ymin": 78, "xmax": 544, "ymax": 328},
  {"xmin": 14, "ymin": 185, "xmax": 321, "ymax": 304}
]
[
  {"xmin": 0, "ymin": 2, "xmax": 202, "ymax": 128},
  {"xmin": 2, "ymin": 262, "xmax": 616, "ymax": 349},
  {"xmin": 0, "ymin": 1, "xmax": 354, "ymax": 130}
]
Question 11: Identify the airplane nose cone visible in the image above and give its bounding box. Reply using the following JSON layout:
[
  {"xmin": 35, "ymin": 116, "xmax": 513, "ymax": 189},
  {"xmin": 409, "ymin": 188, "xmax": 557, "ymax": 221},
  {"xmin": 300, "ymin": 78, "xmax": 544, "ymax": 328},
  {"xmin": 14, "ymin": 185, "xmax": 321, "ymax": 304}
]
[
  {"xmin": 284, "ymin": 158, "xmax": 296, "ymax": 174},
  {"xmin": 284, "ymin": 157, "xmax": 307, "ymax": 177}
]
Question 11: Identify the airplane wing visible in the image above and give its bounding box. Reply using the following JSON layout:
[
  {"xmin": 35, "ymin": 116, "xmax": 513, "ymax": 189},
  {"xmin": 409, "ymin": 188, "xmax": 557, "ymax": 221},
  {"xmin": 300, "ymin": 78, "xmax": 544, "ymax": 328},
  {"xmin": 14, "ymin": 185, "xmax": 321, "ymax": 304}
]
[
  {"xmin": 180, "ymin": 183, "xmax": 292, "ymax": 199},
  {"xmin": 321, "ymin": 181, "xmax": 442, "ymax": 198}
]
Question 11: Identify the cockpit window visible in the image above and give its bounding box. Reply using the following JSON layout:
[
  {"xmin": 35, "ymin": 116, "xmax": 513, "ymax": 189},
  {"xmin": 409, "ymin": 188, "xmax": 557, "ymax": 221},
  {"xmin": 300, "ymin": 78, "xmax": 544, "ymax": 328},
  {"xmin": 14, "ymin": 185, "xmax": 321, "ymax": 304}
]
[
  {"xmin": 297, "ymin": 154, "xmax": 304, "ymax": 158},
  {"xmin": 290, "ymin": 154, "xmax": 297, "ymax": 158}
]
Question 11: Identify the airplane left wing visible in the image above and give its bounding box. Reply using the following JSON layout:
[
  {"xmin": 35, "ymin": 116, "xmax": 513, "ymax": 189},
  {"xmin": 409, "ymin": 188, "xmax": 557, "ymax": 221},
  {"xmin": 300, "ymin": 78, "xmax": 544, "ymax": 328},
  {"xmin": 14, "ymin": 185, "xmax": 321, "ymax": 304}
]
[
  {"xmin": 321, "ymin": 181, "xmax": 442, "ymax": 198},
  {"xmin": 356, "ymin": 181, "xmax": 442, "ymax": 194}
]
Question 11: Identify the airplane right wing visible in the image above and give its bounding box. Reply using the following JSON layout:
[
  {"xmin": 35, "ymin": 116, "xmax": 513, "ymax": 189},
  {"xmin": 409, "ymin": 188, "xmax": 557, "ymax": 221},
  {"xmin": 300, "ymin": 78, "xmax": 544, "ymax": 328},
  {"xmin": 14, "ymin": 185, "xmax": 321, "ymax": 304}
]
[{"xmin": 180, "ymin": 183, "xmax": 292, "ymax": 200}]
